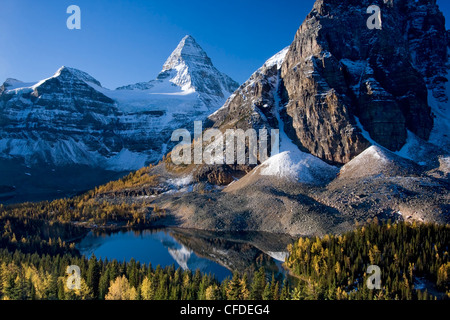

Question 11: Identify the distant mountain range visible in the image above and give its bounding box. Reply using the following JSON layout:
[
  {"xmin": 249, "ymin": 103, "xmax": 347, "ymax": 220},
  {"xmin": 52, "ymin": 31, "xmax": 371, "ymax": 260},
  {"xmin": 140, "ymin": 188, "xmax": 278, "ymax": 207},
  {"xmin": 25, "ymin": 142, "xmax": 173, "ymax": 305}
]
[{"xmin": 0, "ymin": 35, "xmax": 238, "ymax": 171}]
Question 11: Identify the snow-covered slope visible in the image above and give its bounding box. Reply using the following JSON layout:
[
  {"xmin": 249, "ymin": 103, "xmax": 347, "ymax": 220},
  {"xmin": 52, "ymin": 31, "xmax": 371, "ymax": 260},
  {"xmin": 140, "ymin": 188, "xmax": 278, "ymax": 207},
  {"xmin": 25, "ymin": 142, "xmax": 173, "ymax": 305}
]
[
  {"xmin": 0, "ymin": 36, "xmax": 239, "ymax": 171},
  {"xmin": 221, "ymin": 49, "xmax": 338, "ymax": 190},
  {"xmin": 339, "ymin": 146, "xmax": 420, "ymax": 180},
  {"xmin": 0, "ymin": 66, "xmax": 121, "ymax": 167}
]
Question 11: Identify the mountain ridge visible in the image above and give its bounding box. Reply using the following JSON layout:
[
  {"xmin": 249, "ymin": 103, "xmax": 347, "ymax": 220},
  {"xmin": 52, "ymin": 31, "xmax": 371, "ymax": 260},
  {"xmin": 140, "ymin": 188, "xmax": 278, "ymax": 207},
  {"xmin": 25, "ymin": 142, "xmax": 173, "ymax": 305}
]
[
  {"xmin": 0, "ymin": 36, "xmax": 239, "ymax": 203},
  {"xmin": 0, "ymin": 35, "xmax": 239, "ymax": 172}
]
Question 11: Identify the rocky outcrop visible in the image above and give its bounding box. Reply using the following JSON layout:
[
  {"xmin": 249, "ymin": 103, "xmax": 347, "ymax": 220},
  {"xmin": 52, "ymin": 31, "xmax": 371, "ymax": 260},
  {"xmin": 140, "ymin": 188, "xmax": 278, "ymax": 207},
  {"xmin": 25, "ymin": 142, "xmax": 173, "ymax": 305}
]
[
  {"xmin": 279, "ymin": 0, "xmax": 444, "ymax": 164},
  {"xmin": 211, "ymin": 0, "xmax": 447, "ymax": 166},
  {"xmin": 193, "ymin": 164, "xmax": 253, "ymax": 185},
  {"xmin": 209, "ymin": 48, "xmax": 286, "ymax": 132}
]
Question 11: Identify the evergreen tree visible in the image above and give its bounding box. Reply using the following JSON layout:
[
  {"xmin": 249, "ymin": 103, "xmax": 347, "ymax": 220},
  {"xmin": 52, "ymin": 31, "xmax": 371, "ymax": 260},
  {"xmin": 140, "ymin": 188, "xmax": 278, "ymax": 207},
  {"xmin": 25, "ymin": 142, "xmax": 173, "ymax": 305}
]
[
  {"xmin": 262, "ymin": 283, "xmax": 272, "ymax": 300},
  {"xmin": 86, "ymin": 256, "xmax": 100, "ymax": 299},
  {"xmin": 205, "ymin": 284, "xmax": 220, "ymax": 300},
  {"xmin": 250, "ymin": 267, "xmax": 266, "ymax": 300},
  {"xmin": 140, "ymin": 276, "xmax": 155, "ymax": 300},
  {"xmin": 105, "ymin": 275, "xmax": 136, "ymax": 300},
  {"xmin": 226, "ymin": 272, "xmax": 242, "ymax": 300},
  {"xmin": 280, "ymin": 278, "xmax": 290, "ymax": 300},
  {"xmin": 98, "ymin": 268, "xmax": 111, "ymax": 300},
  {"xmin": 240, "ymin": 273, "xmax": 250, "ymax": 300}
]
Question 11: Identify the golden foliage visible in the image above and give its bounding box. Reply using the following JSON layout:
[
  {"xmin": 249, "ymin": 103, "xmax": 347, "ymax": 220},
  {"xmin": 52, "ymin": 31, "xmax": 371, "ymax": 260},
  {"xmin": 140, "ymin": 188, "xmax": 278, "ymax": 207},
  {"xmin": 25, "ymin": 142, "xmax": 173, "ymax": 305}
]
[
  {"xmin": 105, "ymin": 275, "xmax": 138, "ymax": 300},
  {"xmin": 94, "ymin": 166, "xmax": 159, "ymax": 195}
]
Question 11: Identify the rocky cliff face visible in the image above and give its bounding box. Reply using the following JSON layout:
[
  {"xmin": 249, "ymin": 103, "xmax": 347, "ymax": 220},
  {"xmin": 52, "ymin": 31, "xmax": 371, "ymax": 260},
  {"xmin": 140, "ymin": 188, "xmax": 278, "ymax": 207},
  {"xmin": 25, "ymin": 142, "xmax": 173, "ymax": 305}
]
[
  {"xmin": 280, "ymin": 0, "xmax": 448, "ymax": 164},
  {"xmin": 212, "ymin": 0, "xmax": 447, "ymax": 166},
  {"xmin": 210, "ymin": 48, "xmax": 288, "ymax": 132}
]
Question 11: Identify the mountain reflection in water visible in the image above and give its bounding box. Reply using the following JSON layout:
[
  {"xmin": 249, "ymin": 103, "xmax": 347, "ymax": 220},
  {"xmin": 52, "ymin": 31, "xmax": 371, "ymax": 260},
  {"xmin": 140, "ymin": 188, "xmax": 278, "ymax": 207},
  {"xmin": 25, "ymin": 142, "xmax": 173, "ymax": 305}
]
[{"xmin": 76, "ymin": 228, "xmax": 294, "ymax": 281}]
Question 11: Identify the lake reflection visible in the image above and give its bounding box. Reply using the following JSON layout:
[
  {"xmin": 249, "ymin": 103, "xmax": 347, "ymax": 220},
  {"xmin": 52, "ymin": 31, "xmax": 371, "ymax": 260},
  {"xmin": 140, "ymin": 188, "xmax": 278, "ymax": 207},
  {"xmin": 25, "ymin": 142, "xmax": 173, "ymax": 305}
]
[{"xmin": 76, "ymin": 228, "xmax": 294, "ymax": 281}]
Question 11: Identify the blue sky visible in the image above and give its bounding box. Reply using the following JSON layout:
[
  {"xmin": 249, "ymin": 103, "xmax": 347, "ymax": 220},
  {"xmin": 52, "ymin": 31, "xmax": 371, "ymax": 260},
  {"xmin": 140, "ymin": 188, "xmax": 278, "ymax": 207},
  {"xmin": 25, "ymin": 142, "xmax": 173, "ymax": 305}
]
[{"xmin": 0, "ymin": 0, "xmax": 449, "ymax": 89}]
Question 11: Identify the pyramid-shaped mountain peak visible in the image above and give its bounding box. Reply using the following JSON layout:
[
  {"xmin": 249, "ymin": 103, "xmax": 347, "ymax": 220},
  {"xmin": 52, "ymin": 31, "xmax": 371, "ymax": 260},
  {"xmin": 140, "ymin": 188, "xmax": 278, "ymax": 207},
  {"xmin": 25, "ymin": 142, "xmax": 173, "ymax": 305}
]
[{"xmin": 162, "ymin": 35, "xmax": 212, "ymax": 72}]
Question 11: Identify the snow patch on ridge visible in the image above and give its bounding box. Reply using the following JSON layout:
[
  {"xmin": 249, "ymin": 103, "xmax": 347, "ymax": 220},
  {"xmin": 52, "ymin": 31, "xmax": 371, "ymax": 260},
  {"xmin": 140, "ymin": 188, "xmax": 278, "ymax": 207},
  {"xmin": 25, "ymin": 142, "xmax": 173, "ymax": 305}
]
[
  {"xmin": 354, "ymin": 116, "xmax": 379, "ymax": 147},
  {"xmin": 167, "ymin": 175, "xmax": 193, "ymax": 188},
  {"xmin": 259, "ymin": 151, "xmax": 337, "ymax": 183},
  {"xmin": 264, "ymin": 47, "xmax": 289, "ymax": 69}
]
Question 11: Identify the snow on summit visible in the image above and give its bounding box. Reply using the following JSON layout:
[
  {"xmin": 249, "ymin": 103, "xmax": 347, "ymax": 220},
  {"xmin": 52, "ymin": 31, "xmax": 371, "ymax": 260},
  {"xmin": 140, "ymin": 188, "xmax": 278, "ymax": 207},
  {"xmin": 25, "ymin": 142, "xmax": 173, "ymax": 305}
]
[
  {"xmin": 117, "ymin": 35, "xmax": 238, "ymax": 102},
  {"xmin": 162, "ymin": 35, "xmax": 212, "ymax": 72}
]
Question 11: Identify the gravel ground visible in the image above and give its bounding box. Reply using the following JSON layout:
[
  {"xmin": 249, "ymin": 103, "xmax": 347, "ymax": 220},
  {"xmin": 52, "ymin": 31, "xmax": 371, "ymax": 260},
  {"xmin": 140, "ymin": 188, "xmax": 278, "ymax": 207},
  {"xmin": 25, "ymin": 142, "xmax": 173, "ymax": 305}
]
[{"xmin": 97, "ymin": 148, "xmax": 450, "ymax": 237}]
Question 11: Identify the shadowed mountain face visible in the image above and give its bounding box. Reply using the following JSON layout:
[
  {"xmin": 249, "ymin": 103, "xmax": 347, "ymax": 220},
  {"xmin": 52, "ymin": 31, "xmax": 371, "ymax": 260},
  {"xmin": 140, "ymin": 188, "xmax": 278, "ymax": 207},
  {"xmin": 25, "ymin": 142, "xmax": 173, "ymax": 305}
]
[{"xmin": 280, "ymin": 0, "xmax": 441, "ymax": 163}]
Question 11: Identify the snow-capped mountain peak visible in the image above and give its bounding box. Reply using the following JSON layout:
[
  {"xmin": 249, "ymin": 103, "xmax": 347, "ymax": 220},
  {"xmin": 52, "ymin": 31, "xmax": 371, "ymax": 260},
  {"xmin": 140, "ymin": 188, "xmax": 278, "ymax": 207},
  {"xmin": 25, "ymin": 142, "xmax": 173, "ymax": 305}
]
[
  {"xmin": 162, "ymin": 35, "xmax": 212, "ymax": 73},
  {"xmin": 1, "ymin": 66, "xmax": 104, "ymax": 94},
  {"xmin": 52, "ymin": 66, "xmax": 103, "ymax": 87},
  {"xmin": 161, "ymin": 35, "xmax": 239, "ymax": 99},
  {"xmin": 3, "ymin": 78, "xmax": 24, "ymax": 87},
  {"xmin": 0, "ymin": 78, "xmax": 31, "ymax": 93},
  {"xmin": 158, "ymin": 35, "xmax": 215, "ymax": 93},
  {"xmin": 117, "ymin": 35, "xmax": 239, "ymax": 108}
]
